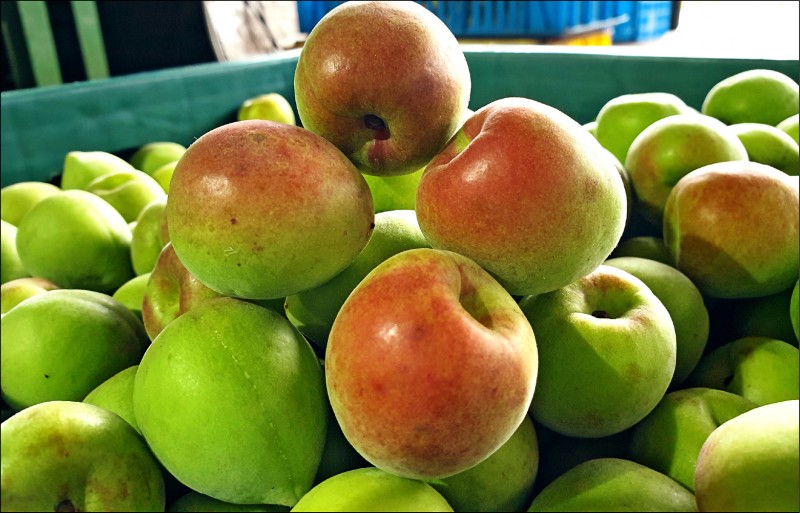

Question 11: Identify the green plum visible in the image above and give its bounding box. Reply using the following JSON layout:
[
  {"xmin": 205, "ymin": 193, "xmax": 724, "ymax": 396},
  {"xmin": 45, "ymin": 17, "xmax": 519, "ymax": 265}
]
[
  {"xmin": 0, "ymin": 181, "xmax": 61, "ymax": 226},
  {"xmin": 791, "ymin": 280, "xmax": 799, "ymax": 342},
  {"xmin": 169, "ymin": 491, "xmax": 288, "ymax": 512},
  {"xmin": 129, "ymin": 141, "xmax": 186, "ymax": 175},
  {"xmin": 0, "ymin": 277, "xmax": 59, "ymax": 314},
  {"xmin": 1, "ymin": 220, "xmax": 28, "ymax": 285},
  {"xmin": 730, "ymin": 122, "xmax": 799, "ymax": 175},
  {"xmin": 608, "ymin": 236, "xmax": 672, "ymax": 266},
  {"xmin": 86, "ymin": 168, "xmax": 166, "ymax": 223},
  {"xmin": 237, "ymin": 92, "xmax": 296, "ymax": 125},
  {"xmin": 112, "ymin": 273, "xmax": 151, "ymax": 321},
  {"xmin": 61, "ymin": 150, "xmax": 135, "ymax": 190},
  {"xmin": 83, "ymin": 365, "xmax": 140, "ymax": 434},
  {"xmin": 131, "ymin": 196, "xmax": 168, "ymax": 275},
  {"xmin": 777, "ymin": 113, "xmax": 799, "ymax": 144},
  {"xmin": 702, "ymin": 69, "xmax": 799, "ymax": 126}
]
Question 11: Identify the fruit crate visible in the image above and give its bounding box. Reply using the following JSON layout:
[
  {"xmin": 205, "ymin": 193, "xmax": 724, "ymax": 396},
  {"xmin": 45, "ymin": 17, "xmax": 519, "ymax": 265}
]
[{"xmin": 1, "ymin": 48, "xmax": 798, "ymax": 187}]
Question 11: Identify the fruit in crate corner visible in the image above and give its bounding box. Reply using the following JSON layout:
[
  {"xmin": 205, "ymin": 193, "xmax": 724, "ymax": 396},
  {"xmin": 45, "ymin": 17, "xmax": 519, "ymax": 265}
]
[
  {"xmin": 284, "ymin": 209, "xmax": 430, "ymax": 348},
  {"xmin": 527, "ymin": 458, "xmax": 697, "ymax": 512},
  {"xmin": 702, "ymin": 68, "xmax": 800, "ymax": 126},
  {"xmin": 60, "ymin": 150, "xmax": 136, "ymax": 190},
  {"xmin": 416, "ymin": 97, "xmax": 627, "ymax": 297},
  {"xmin": 1, "ymin": 289, "xmax": 147, "ymax": 411},
  {"xmin": 0, "ymin": 220, "xmax": 28, "ymax": 285},
  {"xmin": 326, "ymin": 248, "xmax": 538, "ymax": 480},
  {"xmin": 777, "ymin": 113, "xmax": 800, "ymax": 144},
  {"xmin": 694, "ymin": 400, "xmax": 799, "ymax": 512},
  {"xmin": 730, "ymin": 122, "xmax": 799, "ymax": 175},
  {"xmin": 291, "ymin": 467, "xmax": 453, "ymax": 512},
  {"xmin": 0, "ymin": 401, "xmax": 165, "ymax": 512},
  {"xmin": 83, "ymin": 365, "xmax": 140, "ymax": 434},
  {"xmin": 624, "ymin": 113, "xmax": 749, "ymax": 226},
  {"xmin": 15, "ymin": 190, "xmax": 135, "ymax": 293},
  {"xmin": 519, "ymin": 265, "xmax": 676, "ymax": 438},
  {"xmin": 627, "ymin": 387, "xmax": 759, "ymax": 492},
  {"xmin": 166, "ymin": 120, "xmax": 374, "ymax": 300},
  {"xmin": 662, "ymin": 161, "xmax": 799, "ymax": 299},
  {"xmin": 133, "ymin": 298, "xmax": 327, "ymax": 506},
  {"xmin": 237, "ymin": 92, "xmax": 296, "ymax": 125},
  {"xmin": 0, "ymin": 277, "xmax": 59, "ymax": 315},
  {"xmin": 86, "ymin": 168, "xmax": 167, "ymax": 223},
  {"xmin": 594, "ymin": 92, "xmax": 688, "ymax": 165},
  {"xmin": 294, "ymin": 0, "xmax": 471, "ymax": 177},
  {"xmin": 131, "ymin": 196, "xmax": 169, "ymax": 275},
  {"xmin": 129, "ymin": 141, "xmax": 187, "ymax": 176},
  {"xmin": 0, "ymin": 181, "xmax": 61, "ymax": 226}
]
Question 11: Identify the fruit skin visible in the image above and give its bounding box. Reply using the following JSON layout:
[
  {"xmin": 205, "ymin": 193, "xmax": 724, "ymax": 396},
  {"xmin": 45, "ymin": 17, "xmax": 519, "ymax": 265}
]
[
  {"xmin": 0, "ymin": 181, "xmax": 61, "ymax": 226},
  {"xmin": 605, "ymin": 256, "xmax": 709, "ymax": 389},
  {"xmin": 152, "ymin": 160, "xmax": 178, "ymax": 193},
  {"xmin": 527, "ymin": 458, "xmax": 697, "ymax": 512},
  {"xmin": 326, "ymin": 248, "xmax": 538, "ymax": 480},
  {"xmin": 15, "ymin": 189, "xmax": 135, "ymax": 293},
  {"xmin": 694, "ymin": 400, "xmax": 799, "ymax": 512},
  {"xmin": 0, "ymin": 220, "xmax": 28, "ymax": 285},
  {"xmin": 684, "ymin": 336, "xmax": 799, "ymax": 406},
  {"xmin": 519, "ymin": 265, "xmax": 676, "ymax": 438},
  {"xmin": 166, "ymin": 120, "xmax": 374, "ymax": 300},
  {"xmin": 662, "ymin": 161, "xmax": 799, "ymax": 299},
  {"xmin": 291, "ymin": 467, "xmax": 454, "ymax": 512},
  {"xmin": 112, "ymin": 273, "xmax": 151, "ymax": 321},
  {"xmin": 131, "ymin": 195, "xmax": 169, "ymax": 275},
  {"xmin": 284, "ymin": 209, "xmax": 430, "ymax": 348},
  {"xmin": 83, "ymin": 365, "xmax": 141, "ymax": 434},
  {"xmin": 134, "ymin": 298, "xmax": 327, "ymax": 506},
  {"xmin": 0, "ymin": 277, "xmax": 59, "ymax": 314},
  {"xmin": 432, "ymin": 414, "xmax": 539, "ymax": 512},
  {"xmin": 0, "ymin": 400, "xmax": 165, "ymax": 512},
  {"xmin": 791, "ymin": 280, "xmax": 799, "ymax": 342},
  {"xmin": 701, "ymin": 69, "xmax": 800, "ymax": 126},
  {"xmin": 141, "ymin": 242, "xmax": 225, "ymax": 341},
  {"xmin": 627, "ymin": 387, "xmax": 759, "ymax": 492},
  {"xmin": 417, "ymin": 97, "xmax": 627, "ymax": 297},
  {"xmin": 595, "ymin": 92, "xmax": 688, "ymax": 165},
  {"xmin": 86, "ymin": 168, "xmax": 166, "ymax": 223},
  {"xmin": 129, "ymin": 141, "xmax": 186, "ymax": 175},
  {"xmin": 237, "ymin": 92, "xmax": 296, "ymax": 125},
  {"xmin": 777, "ymin": 113, "xmax": 799, "ymax": 144},
  {"xmin": 61, "ymin": 150, "xmax": 136, "ymax": 190},
  {"xmin": 363, "ymin": 167, "xmax": 424, "ymax": 213},
  {"xmin": 609, "ymin": 236, "xmax": 672, "ymax": 266},
  {"xmin": 1, "ymin": 289, "xmax": 148, "ymax": 411},
  {"xmin": 294, "ymin": 1, "xmax": 471, "ymax": 177},
  {"xmin": 730, "ymin": 122, "xmax": 799, "ymax": 175},
  {"xmin": 168, "ymin": 491, "xmax": 288, "ymax": 512},
  {"xmin": 625, "ymin": 113, "xmax": 749, "ymax": 226}
]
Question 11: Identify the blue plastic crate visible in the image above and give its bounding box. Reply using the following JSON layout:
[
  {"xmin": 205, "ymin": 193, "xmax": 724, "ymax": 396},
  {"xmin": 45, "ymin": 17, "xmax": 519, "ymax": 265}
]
[{"xmin": 610, "ymin": 1, "xmax": 673, "ymax": 42}]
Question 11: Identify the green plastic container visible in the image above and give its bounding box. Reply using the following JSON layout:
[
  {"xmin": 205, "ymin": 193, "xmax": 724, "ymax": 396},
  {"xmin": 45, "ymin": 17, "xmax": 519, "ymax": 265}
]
[{"xmin": 2, "ymin": 48, "xmax": 798, "ymax": 187}]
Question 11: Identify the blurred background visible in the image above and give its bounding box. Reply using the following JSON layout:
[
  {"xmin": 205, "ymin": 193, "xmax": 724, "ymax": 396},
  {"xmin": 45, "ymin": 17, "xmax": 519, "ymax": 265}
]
[{"xmin": 2, "ymin": 0, "xmax": 798, "ymax": 92}]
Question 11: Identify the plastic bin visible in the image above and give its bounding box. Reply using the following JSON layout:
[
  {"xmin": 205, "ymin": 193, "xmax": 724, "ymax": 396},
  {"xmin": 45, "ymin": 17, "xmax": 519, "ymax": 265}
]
[{"xmin": 608, "ymin": 1, "xmax": 674, "ymax": 42}]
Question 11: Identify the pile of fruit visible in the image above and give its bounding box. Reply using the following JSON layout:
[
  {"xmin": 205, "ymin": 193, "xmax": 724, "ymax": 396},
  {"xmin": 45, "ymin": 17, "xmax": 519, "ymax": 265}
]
[{"xmin": 2, "ymin": 1, "xmax": 799, "ymax": 512}]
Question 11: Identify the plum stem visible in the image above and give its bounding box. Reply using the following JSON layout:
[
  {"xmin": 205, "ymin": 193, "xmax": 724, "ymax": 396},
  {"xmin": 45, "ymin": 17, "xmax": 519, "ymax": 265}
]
[
  {"xmin": 592, "ymin": 310, "xmax": 611, "ymax": 319},
  {"xmin": 364, "ymin": 114, "xmax": 390, "ymax": 140}
]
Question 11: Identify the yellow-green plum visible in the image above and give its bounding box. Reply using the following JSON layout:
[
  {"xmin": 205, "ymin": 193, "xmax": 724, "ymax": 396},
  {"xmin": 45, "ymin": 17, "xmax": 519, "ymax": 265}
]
[
  {"xmin": 417, "ymin": 97, "xmax": 627, "ymax": 296},
  {"xmin": 625, "ymin": 113, "xmax": 749, "ymax": 226},
  {"xmin": 112, "ymin": 273, "xmax": 151, "ymax": 321},
  {"xmin": 133, "ymin": 298, "xmax": 327, "ymax": 506},
  {"xmin": 313, "ymin": 408, "xmax": 369, "ymax": 486},
  {"xmin": 61, "ymin": 150, "xmax": 135, "ymax": 190},
  {"xmin": 595, "ymin": 92, "xmax": 688, "ymax": 165},
  {"xmin": 129, "ymin": 142, "xmax": 186, "ymax": 176},
  {"xmin": 1, "ymin": 289, "xmax": 147, "ymax": 411},
  {"xmin": 684, "ymin": 336, "xmax": 799, "ymax": 406},
  {"xmin": 87, "ymin": 168, "xmax": 166, "ymax": 223},
  {"xmin": 1, "ymin": 220, "xmax": 28, "ymax": 285},
  {"xmin": 792, "ymin": 280, "xmax": 799, "ymax": 342},
  {"xmin": 0, "ymin": 181, "xmax": 61, "ymax": 226},
  {"xmin": 152, "ymin": 160, "xmax": 178, "ymax": 193},
  {"xmin": 285, "ymin": 210, "xmax": 429, "ymax": 348},
  {"xmin": 238, "ymin": 92, "xmax": 296, "ymax": 125},
  {"xmin": 583, "ymin": 120, "xmax": 597, "ymax": 137},
  {"xmin": 605, "ymin": 256, "xmax": 709, "ymax": 389},
  {"xmin": 167, "ymin": 120, "xmax": 374, "ymax": 300},
  {"xmin": 528, "ymin": 458, "xmax": 697, "ymax": 512},
  {"xmin": 662, "ymin": 161, "xmax": 799, "ymax": 299},
  {"xmin": 169, "ymin": 491, "xmax": 288, "ymax": 512},
  {"xmin": 326, "ymin": 248, "xmax": 538, "ymax": 480},
  {"xmin": 291, "ymin": 467, "xmax": 453, "ymax": 512},
  {"xmin": 608, "ymin": 236, "xmax": 672, "ymax": 266},
  {"xmin": 519, "ymin": 265, "xmax": 676, "ymax": 438},
  {"xmin": 701, "ymin": 69, "xmax": 799, "ymax": 126},
  {"xmin": 432, "ymin": 414, "xmax": 539, "ymax": 512},
  {"xmin": 730, "ymin": 122, "xmax": 799, "ymax": 175},
  {"xmin": 15, "ymin": 190, "xmax": 135, "ymax": 293},
  {"xmin": 0, "ymin": 277, "xmax": 58, "ymax": 314},
  {"xmin": 0, "ymin": 401, "xmax": 165, "ymax": 512},
  {"xmin": 294, "ymin": 1, "xmax": 471, "ymax": 177},
  {"xmin": 628, "ymin": 387, "xmax": 759, "ymax": 492},
  {"xmin": 363, "ymin": 167, "xmax": 424, "ymax": 213},
  {"xmin": 777, "ymin": 113, "xmax": 799, "ymax": 143},
  {"xmin": 83, "ymin": 365, "xmax": 140, "ymax": 434},
  {"xmin": 131, "ymin": 195, "xmax": 168, "ymax": 275},
  {"xmin": 694, "ymin": 400, "xmax": 799, "ymax": 512}
]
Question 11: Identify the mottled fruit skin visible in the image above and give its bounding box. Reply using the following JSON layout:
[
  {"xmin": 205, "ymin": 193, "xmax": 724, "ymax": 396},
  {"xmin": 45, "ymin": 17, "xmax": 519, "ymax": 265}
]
[
  {"xmin": 326, "ymin": 248, "xmax": 538, "ymax": 480},
  {"xmin": 294, "ymin": 1, "xmax": 471, "ymax": 177},
  {"xmin": 663, "ymin": 161, "xmax": 799, "ymax": 299},
  {"xmin": 417, "ymin": 97, "xmax": 627, "ymax": 297},
  {"xmin": 166, "ymin": 120, "xmax": 374, "ymax": 300}
]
